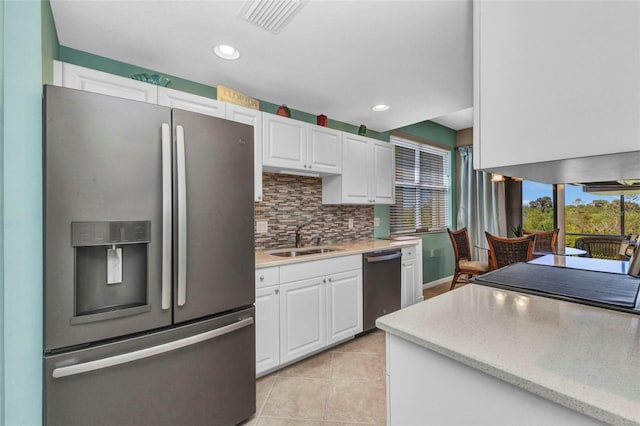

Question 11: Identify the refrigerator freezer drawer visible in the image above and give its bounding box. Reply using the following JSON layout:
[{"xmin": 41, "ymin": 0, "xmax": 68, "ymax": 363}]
[{"xmin": 44, "ymin": 307, "xmax": 256, "ymax": 426}]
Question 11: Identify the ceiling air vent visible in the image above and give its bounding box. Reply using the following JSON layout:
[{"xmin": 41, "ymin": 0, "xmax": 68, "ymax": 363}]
[{"xmin": 239, "ymin": 0, "xmax": 307, "ymax": 34}]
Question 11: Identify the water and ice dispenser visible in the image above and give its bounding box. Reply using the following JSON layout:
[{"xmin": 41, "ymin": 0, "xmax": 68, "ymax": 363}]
[{"xmin": 71, "ymin": 221, "xmax": 151, "ymax": 322}]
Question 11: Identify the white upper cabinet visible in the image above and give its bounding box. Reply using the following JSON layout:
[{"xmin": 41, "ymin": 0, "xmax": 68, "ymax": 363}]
[
  {"xmin": 262, "ymin": 113, "xmax": 341, "ymax": 175},
  {"xmin": 370, "ymin": 140, "xmax": 395, "ymax": 204},
  {"xmin": 226, "ymin": 104, "xmax": 263, "ymax": 202},
  {"xmin": 474, "ymin": 0, "xmax": 640, "ymax": 182},
  {"xmin": 307, "ymin": 126, "xmax": 342, "ymax": 174},
  {"xmin": 53, "ymin": 61, "xmax": 158, "ymax": 103},
  {"xmin": 322, "ymin": 134, "xmax": 395, "ymax": 205},
  {"xmin": 263, "ymin": 113, "xmax": 306, "ymax": 171},
  {"xmin": 157, "ymin": 87, "xmax": 226, "ymax": 118}
]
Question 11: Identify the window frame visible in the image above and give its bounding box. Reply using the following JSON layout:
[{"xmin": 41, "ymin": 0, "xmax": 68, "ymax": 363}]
[{"xmin": 389, "ymin": 135, "xmax": 452, "ymax": 234}]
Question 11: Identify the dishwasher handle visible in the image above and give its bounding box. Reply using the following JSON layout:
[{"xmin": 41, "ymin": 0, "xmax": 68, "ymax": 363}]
[{"xmin": 365, "ymin": 251, "xmax": 402, "ymax": 262}]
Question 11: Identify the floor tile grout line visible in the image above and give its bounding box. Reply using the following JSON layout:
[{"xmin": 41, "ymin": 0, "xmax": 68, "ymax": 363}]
[
  {"xmin": 256, "ymin": 375, "xmax": 277, "ymax": 418},
  {"xmin": 323, "ymin": 350, "xmax": 336, "ymax": 421}
]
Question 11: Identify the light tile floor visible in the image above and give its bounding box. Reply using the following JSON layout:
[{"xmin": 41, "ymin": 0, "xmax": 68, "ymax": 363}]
[
  {"xmin": 244, "ymin": 330, "xmax": 386, "ymax": 426},
  {"xmin": 242, "ymin": 283, "xmax": 454, "ymax": 426}
]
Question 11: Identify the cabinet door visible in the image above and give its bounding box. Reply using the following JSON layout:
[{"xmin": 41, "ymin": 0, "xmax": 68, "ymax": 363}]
[
  {"xmin": 255, "ymin": 286, "xmax": 280, "ymax": 376},
  {"xmin": 54, "ymin": 61, "xmax": 157, "ymax": 103},
  {"xmin": 401, "ymin": 259, "xmax": 417, "ymax": 309},
  {"xmin": 279, "ymin": 277, "xmax": 326, "ymax": 364},
  {"xmin": 157, "ymin": 87, "xmax": 225, "ymax": 118},
  {"xmin": 262, "ymin": 113, "xmax": 306, "ymax": 171},
  {"xmin": 371, "ymin": 140, "xmax": 395, "ymax": 204},
  {"xmin": 340, "ymin": 134, "xmax": 371, "ymax": 203},
  {"xmin": 307, "ymin": 125, "xmax": 342, "ymax": 174},
  {"xmin": 227, "ymin": 105, "xmax": 263, "ymax": 202},
  {"xmin": 414, "ymin": 241, "xmax": 424, "ymax": 304},
  {"xmin": 326, "ymin": 269, "xmax": 363, "ymax": 344}
]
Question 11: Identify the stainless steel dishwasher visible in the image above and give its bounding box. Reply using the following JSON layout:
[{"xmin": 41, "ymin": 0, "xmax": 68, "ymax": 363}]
[{"xmin": 363, "ymin": 249, "xmax": 402, "ymax": 332}]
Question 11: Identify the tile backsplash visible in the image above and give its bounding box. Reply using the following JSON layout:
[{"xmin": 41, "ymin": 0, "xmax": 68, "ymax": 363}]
[{"xmin": 255, "ymin": 173, "xmax": 374, "ymax": 250}]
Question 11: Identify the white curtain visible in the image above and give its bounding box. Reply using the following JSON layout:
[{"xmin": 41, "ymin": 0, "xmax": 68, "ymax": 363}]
[{"xmin": 457, "ymin": 146, "xmax": 506, "ymax": 262}]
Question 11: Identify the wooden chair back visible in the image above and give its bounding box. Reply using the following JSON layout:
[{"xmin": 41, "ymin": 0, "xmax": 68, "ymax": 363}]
[
  {"xmin": 524, "ymin": 228, "xmax": 558, "ymax": 254},
  {"xmin": 575, "ymin": 236, "xmax": 627, "ymax": 260},
  {"xmin": 448, "ymin": 227, "xmax": 472, "ymax": 263},
  {"xmin": 485, "ymin": 232, "xmax": 536, "ymax": 270}
]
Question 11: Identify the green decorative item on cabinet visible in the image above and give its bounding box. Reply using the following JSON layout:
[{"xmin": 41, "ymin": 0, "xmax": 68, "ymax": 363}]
[{"xmin": 358, "ymin": 124, "xmax": 367, "ymax": 136}]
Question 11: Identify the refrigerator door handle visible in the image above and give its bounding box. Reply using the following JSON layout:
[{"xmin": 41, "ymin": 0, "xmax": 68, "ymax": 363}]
[
  {"xmin": 161, "ymin": 123, "xmax": 172, "ymax": 310},
  {"xmin": 52, "ymin": 317, "xmax": 254, "ymax": 379},
  {"xmin": 176, "ymin": 125, "xmax": 187, "ymax": 307}
]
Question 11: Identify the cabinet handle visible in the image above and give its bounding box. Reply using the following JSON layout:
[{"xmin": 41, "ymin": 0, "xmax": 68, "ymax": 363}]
[
  {"xmin": 323, "ymin": 278, "xmax": 326, "ymax": 283},
  {"xmin": 304, "ymin": 164, "xmax": 308, "ymax": 168},
  {"xmin": 309, "ymin": 165, "xmax": 312, "ymax": 169},
  {"xmin": 275, "ymin": 289, "xmax": 279, "ymax": 294},
  {"xmin": 257, "ymin": 195, "xmax": 262, "ymax": 200},
  {"xmin": 328, "ymin": 277, "xmax": 332, "ymax": 282},
  {"xmin": 259, "ymin": 275, "xmax": 264, "ymax": 281}
]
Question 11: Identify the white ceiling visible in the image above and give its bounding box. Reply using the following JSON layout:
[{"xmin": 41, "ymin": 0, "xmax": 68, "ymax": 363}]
[{"xmin": 50, "ymin": 0, "xmax": 473, "ymax": 132}]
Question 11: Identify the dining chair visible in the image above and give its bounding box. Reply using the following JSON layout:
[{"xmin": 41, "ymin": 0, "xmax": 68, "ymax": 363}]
[
  {"xmin": 524, "ymin": 228, "xmax": 558, "ymax": 256},
  {"xmin": 574, "ymin": 236, "xmax": 628, "ymax": 260},
  {"xmin": 447, "ymin": 228, "xmax": 489, "ymax": 290},
  {"xmin": 485, "ymin": 232, "xmax": 536, "ymax": 271}
]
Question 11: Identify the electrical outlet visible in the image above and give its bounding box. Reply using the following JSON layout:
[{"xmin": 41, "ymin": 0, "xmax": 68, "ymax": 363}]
[
  {"xmin": 256, "ymin": 220, "xmax": 268, "ymax": 234},
  {"xmin": 348, "ymin": 218, "xmax": 354, "ymax": 229},
  {"xmin": 374, "ymin": 217, "xmax": 380, "ymax": 227}
]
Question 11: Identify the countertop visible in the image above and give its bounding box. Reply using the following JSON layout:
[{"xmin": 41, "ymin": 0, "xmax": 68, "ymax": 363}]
[
  {"xmin": 256, "ymin": 238, "xmax": 419, "ymax": 268},
  {"xmin": 376, "ymin": 284, "xmax": 640, "ymax": 425}
]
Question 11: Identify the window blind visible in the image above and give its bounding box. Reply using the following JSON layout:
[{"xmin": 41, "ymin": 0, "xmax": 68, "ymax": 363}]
[{"xmin": 390, "ymin": 137, "xmax": 451, "ymax": 233}]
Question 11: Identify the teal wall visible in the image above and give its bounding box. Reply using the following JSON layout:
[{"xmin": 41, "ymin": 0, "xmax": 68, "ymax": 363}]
[
  {"xmin": 0, "ymin": 1, "xmax": 4, "ymax": 422},
  {"xmin": 2, "ymin": 0, "xmax": 45, "ymax": 424}
]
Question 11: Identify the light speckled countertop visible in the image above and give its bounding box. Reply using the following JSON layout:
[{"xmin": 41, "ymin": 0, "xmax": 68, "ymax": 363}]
[
  {"xmin": 256, "ymin": 238, "xmax": 419, "ymax": 267},
  {"xmin": 376, "ymin": 284, "xmax": 640, "ymax": 426}
]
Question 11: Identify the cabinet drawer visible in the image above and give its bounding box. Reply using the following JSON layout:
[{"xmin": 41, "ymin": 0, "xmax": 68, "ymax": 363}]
[
  {"xmin": 402, "ymin": 246, "xmax": 417, "ymax": 260},
  {"xmin": 256, "ymin": 266, "xmax": 279, "ymax": 288},
  {"xmin": 279, "ymin": 254, "xmax": 362, "ymax": 283}
]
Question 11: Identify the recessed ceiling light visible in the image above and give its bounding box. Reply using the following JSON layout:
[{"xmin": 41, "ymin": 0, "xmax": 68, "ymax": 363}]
[
  {"xmin": 371, "ymin": 104, "xmax": 390, "ymax": 112},
  {"xmin": 213, "ymin": 44, "xmax": 240, "ymax": 60}
]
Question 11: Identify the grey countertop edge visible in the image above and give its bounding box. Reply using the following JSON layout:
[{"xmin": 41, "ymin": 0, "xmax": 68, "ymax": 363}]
[{"xmin": 376, "ymin": 320, "xmax": 635, "ymax": 426}]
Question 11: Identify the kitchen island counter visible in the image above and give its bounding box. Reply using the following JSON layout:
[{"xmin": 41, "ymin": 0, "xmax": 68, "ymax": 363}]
[{"xmin": 376, "ymin": 284, "xmax": 640, "ymax": 425}]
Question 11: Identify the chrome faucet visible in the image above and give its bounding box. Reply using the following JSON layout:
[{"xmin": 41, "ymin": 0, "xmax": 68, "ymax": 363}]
[{"xmin": 295, "ymin": 225, "xmax": 304, "ymax": 248}]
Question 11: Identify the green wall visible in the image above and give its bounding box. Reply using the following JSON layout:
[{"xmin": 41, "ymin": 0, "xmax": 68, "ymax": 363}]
[
  {"xmin": 2, "ymin": 1, "xmax": 45, "ymax": 424},
  {"xmin": 0, "ymin": 1, "xmax": 4, "ymax": 422}
]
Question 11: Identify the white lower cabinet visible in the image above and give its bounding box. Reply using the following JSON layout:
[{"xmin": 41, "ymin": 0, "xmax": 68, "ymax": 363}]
[
  {"xmin": 401, "ymin": 257, "xmax": 417, "ymax": 309},
  {"xmin": 255, "ymin": 285, "xmax": 280, "ymax": 374},
  {"xmin": 255, "ymin": 254, "xmax": 362, "ymax": 376},
  {"xmin": 401, "ymin": 242, "xmax": 423, "ymax": 308},
  {"xmin": 327, "ymin": 269, "xmax": 363, "ymax": 344},
  {"xmin": 279, "ymin": 277, "xmax": 327, "ymax": 364}
]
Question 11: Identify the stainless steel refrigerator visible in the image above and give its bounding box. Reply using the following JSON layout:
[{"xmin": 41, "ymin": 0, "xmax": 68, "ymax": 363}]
[{"xmin": 43, "ymin": 85, "xmax": 256, "ymax": 426}]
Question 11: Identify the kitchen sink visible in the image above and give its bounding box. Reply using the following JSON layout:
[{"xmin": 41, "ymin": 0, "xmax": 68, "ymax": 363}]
[{"xmin": 268, "ymin": 247, "xmax": 342, "ymax": 257}]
